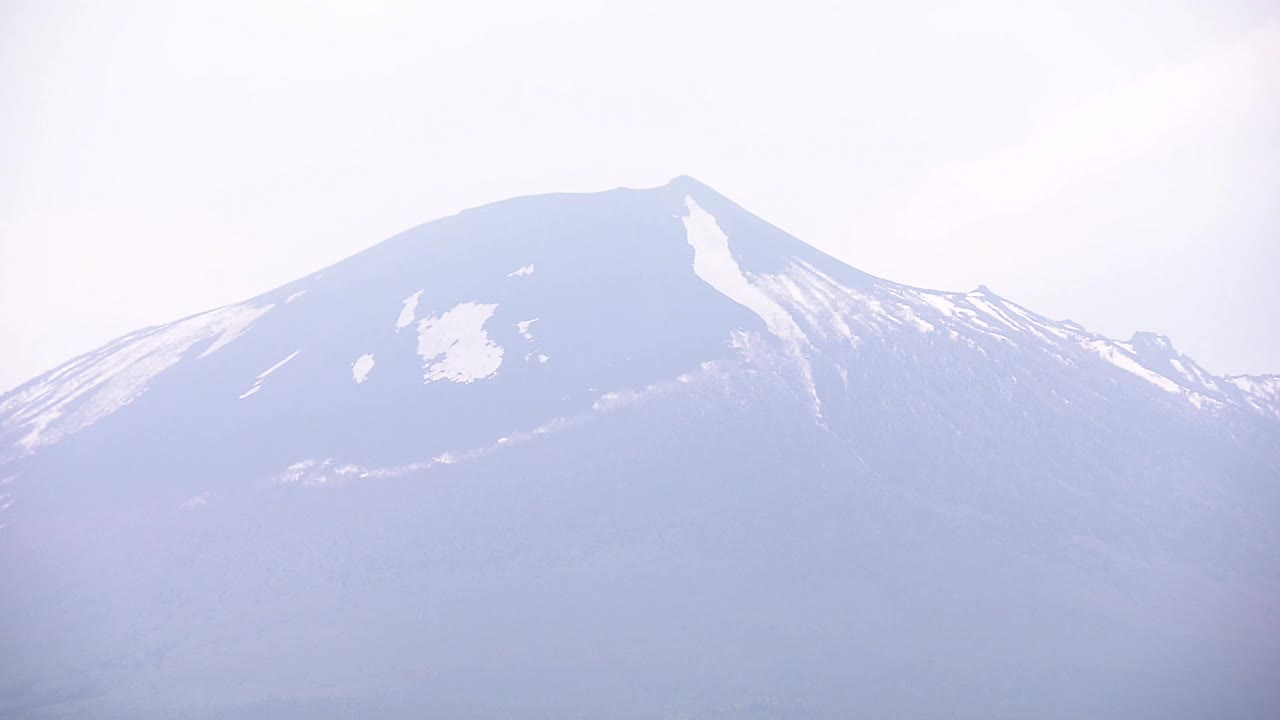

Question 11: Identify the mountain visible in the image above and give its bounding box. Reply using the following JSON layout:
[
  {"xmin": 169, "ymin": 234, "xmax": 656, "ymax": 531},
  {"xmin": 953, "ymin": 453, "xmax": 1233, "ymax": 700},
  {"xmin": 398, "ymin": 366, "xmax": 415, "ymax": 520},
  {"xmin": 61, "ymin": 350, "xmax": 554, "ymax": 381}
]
[{"xmin": 2, "ymin": 176, "xmax": 1278, "ymax": 719}]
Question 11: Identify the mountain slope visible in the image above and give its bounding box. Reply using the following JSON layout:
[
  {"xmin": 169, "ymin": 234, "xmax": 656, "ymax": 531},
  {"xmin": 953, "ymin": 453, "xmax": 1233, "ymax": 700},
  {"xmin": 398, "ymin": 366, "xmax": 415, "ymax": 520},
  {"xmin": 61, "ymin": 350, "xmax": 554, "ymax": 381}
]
[{"xmin": 2, "ymin": 177, "xmax": 1278, "ymax": 719}]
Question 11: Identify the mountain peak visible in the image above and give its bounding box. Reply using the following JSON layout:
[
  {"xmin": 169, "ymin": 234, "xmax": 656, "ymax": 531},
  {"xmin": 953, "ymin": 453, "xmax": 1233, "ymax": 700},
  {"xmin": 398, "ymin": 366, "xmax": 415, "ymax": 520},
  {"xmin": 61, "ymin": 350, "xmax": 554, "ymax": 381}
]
[
  {"xmin": 663, "ymin": 174, "xmax": 710, "ymax": 191},
  {"xmin": 2, "ymin": 178, "xmax": 1279, "ymax": 718}
]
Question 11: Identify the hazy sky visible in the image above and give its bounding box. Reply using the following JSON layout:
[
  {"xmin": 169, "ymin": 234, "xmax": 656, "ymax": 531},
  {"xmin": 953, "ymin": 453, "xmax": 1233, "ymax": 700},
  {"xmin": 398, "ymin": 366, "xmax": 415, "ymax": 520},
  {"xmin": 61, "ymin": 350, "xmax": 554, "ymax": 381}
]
[{"xmin": 2, "ymin": 0, "xmax": 1278, "ymax": 391}]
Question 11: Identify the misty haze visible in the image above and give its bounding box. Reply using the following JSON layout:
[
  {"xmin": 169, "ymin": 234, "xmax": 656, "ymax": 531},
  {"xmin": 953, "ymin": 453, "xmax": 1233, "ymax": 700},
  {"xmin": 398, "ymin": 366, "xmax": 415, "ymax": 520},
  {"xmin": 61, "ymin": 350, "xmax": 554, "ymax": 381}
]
[{"xmin": 2, "ymin": 3, "xmax": 1279, "ymax": 720}]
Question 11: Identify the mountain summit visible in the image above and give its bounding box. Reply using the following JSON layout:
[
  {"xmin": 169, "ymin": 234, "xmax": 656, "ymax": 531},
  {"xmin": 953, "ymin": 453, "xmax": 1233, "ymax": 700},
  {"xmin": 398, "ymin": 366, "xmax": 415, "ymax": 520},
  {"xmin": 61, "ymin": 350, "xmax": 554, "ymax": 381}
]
[{"xmin": 2, "ymin": 178, "xmax": 1278, "ymax": 719}]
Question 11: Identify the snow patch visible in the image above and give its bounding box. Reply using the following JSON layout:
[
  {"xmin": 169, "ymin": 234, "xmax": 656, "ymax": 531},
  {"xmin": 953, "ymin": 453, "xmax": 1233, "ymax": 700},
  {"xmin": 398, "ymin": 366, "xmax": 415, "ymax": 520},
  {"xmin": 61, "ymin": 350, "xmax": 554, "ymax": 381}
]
[
  {"xmin": 919, "ymin": 293, "xmax": 960, "ymax": 317},
  {"xmin": 516, "ymin": 318, "xmax": 539, "ymax": 340},
  {"xmin": 754, "ymin": 268, "xmax": 857, "ymax": 342},
  {"xmin": 781, "ymin": 260, "xmax": 903, "ymax": 337},
  {"xmin": 1225, "ymin": 374, "xmax": 1280, "ymax": 417},
  {"xmin": 892, "ymin": 303, "xmax": 935, "ymax": 333},
  {"xmin": 416, "ymin": 302, "xmax": 504, "ymax": 383},
  {"xmin": 1187, "ymin": 363, "xmax": 1221, "ymax": 392},
  {"xmin": 1186, "ymin": 393, "xmax": 1223, "ymax": 410},
  {"xmin": 351, "ymin": 354, "xmax": 375, "ymax": 384},
  {"xmin": 275, "ymin": 361, "xmax": 726, "ymax": 487},
  {"xmin": 682, "ymin": 199, "xmax": 809, "ymax": 349},
  {"xmin": 285, "ymin": 290, "xmax": 307, "ymax": 304},
  {"xmin": 0, "ymin": 302, "xmax": 274, "ymax": 457},
  {"xmin": 198, "ymin": 303, "xmax": 276, "ymax": 358},
  {"xmin": 238, "ymin": 350, "xmax": 301, "ymax": 399},
  {"xmin": 276, "ymin": 459, "xmax": 371, "ymax": 486},
  {"xmin": 1082, "ymin": 340, "xmax": 1181, "ymax": 394},
  {"xmin": 1168, "ymin": 358, "xmax": 1195, "ymax": 384},
  {"xmin": 396, "ymin": 290, "xmax": 423, "ymax": 330},
  {"xmin": 1227, "ymin": 375, "xmax": 1280, "ymax": 397},
  {"xmin": 682, "ymin": 197, "xmax": 820, "ymax": 417},
  {"xmin": 964, "ymin": 293, "xmax": 1019, "ymax": 330}
]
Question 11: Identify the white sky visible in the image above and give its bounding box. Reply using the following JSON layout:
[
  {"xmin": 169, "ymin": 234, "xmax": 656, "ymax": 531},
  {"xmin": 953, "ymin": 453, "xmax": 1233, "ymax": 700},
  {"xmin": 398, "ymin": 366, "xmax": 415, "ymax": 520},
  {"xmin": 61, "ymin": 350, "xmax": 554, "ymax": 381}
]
[{"xmin": 2, "ymin": 0, "xmax": 1278, "ymax": 391}]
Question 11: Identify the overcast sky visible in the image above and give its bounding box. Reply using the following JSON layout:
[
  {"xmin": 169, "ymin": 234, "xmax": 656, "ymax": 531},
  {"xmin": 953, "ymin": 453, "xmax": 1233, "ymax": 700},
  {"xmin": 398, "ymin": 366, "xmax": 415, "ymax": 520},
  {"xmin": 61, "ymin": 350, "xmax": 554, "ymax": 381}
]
[{"xmin": 2, "ymin": 0, "xmax": 1278, "ymax": 391}]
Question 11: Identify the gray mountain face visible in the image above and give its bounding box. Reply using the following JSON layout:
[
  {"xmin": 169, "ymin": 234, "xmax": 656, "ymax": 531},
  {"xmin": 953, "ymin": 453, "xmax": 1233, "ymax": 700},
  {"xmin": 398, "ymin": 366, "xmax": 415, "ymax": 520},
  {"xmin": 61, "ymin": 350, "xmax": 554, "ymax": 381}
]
[{"xmin": 1, "ymin": 177, "xmax": 1278, "ymax": 719}]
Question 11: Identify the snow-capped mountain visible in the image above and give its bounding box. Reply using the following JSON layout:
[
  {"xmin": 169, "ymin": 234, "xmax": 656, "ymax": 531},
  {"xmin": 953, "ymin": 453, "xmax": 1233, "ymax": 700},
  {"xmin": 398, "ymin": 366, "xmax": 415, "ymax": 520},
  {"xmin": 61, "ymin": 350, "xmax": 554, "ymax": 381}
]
[{"xmin": 2, "ymin": 177, "xmax": 1278, "ymax": 719}]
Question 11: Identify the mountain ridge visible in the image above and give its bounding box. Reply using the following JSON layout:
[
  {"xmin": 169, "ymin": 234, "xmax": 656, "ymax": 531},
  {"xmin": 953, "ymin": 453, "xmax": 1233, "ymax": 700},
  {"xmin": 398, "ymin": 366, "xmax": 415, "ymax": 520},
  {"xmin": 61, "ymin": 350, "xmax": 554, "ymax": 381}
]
[{"xmin": 2, "ymin": 177, "xmax": 1275, "ymax": 463}]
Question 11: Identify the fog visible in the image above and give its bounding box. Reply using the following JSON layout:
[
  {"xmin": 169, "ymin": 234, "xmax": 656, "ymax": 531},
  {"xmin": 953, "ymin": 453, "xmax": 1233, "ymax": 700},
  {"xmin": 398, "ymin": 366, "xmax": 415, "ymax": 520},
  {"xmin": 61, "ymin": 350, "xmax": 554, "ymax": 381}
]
[{"xmin": 3, "ymin": 0, "xmax": 1279, "ymax": 390}]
